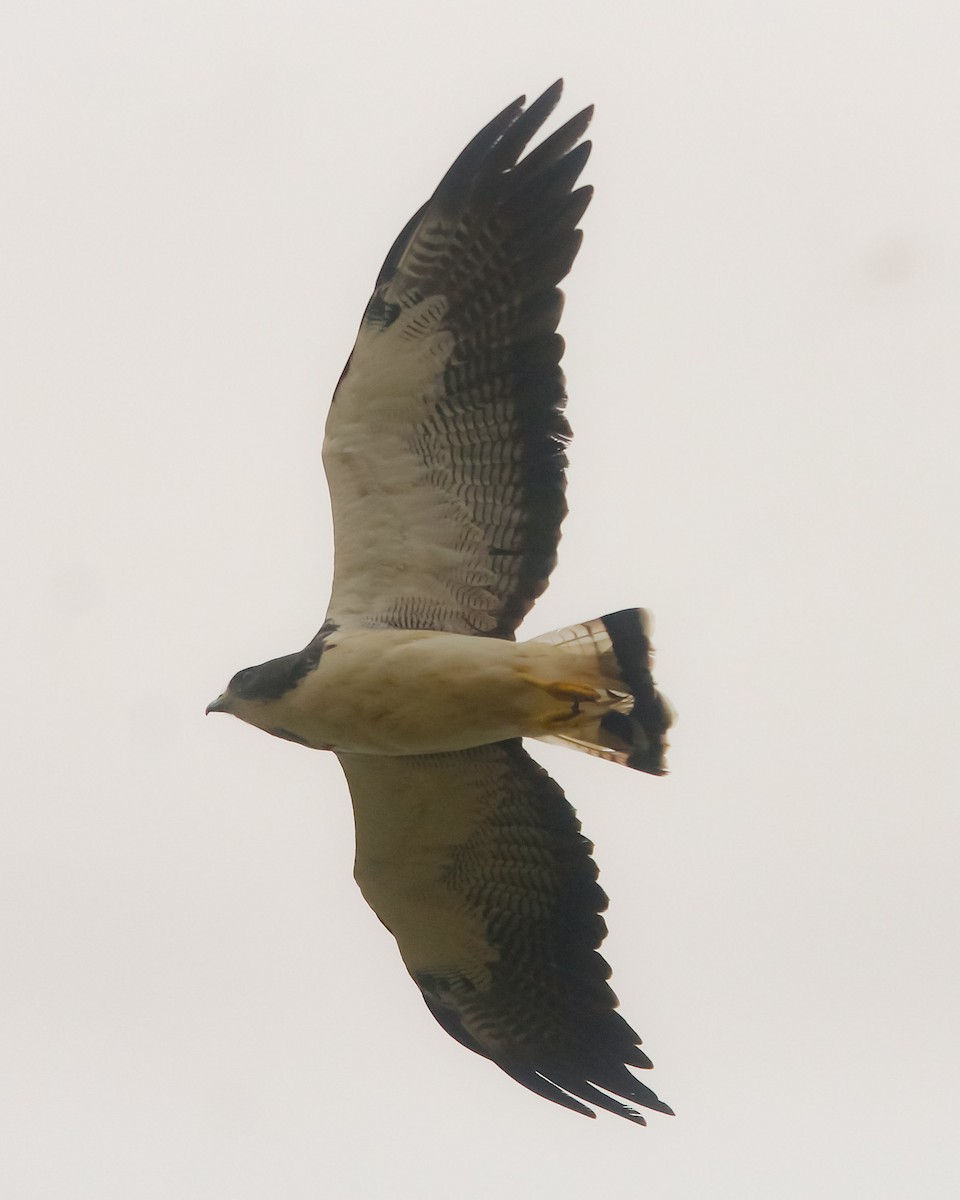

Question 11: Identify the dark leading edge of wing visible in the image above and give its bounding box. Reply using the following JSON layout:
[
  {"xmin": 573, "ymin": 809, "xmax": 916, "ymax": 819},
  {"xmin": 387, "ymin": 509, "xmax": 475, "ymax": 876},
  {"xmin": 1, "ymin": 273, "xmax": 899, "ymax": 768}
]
[
  {"xmin": 330, "ymin": 81, "xmax": 592, "ymax": 638},
  {"xmin": 339, "ymin": 742, "xmax": 674, "ymax": 1124}
]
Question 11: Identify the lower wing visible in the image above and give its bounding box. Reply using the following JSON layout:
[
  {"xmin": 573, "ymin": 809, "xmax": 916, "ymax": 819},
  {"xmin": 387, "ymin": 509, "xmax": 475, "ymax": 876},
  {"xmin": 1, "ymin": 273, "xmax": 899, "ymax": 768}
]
[{"xmin": 337, "ymin": 740, "xmax": 672, "ymax": 1124}]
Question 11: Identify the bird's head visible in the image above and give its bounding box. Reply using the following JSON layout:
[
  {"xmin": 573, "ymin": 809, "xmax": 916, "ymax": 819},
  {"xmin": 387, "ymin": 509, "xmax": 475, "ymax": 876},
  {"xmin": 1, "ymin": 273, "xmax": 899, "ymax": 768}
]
[
  {"xmin": 206, "ymin": 661, "xmax": 270, "ymax": 724},
  {"xmin": 206, "ymin": 652, "xmax": 312, "ymax": 731}
]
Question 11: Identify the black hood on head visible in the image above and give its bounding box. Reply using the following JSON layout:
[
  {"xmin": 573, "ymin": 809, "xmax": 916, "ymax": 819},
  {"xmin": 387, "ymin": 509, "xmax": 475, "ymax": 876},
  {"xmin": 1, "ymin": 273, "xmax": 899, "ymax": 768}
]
[{"xmin": 230, "ymin": 621, "xmax": 337, "ymax": 702}]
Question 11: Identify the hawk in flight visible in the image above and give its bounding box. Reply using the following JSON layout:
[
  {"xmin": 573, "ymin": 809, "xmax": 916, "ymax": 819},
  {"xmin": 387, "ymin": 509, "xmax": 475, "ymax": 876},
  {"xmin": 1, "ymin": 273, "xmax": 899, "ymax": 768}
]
[{"xmin": 208, "ymin": 81, "xmax": 674, "ymax": 1124}]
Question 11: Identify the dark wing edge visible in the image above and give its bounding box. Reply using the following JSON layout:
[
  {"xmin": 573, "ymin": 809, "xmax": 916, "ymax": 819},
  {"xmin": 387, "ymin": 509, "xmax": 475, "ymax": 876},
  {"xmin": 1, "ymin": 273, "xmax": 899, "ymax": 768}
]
[
  {"xmin": 338, "ymin": 740, "xmax": 673, "ymax": 1124},
  {"xmin": 326, "ymin": 82, "xmax": 593, "ymax": 638}
]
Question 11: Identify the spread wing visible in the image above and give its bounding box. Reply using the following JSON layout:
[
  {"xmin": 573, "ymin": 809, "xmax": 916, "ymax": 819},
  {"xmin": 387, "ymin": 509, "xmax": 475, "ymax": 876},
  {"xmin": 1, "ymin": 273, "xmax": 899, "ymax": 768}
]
[
  {"xmin": 322, "ymin": 81, "xmax": 592, "ymax": 637},
  {"xmin": 338, "ymin": 742, "xmax": 673, "ymax": 1124}
]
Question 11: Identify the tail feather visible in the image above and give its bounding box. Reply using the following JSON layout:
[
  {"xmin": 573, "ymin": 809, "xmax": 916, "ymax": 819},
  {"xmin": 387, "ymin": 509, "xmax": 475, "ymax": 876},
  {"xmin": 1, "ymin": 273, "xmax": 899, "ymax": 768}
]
[{"xmin": 531, "ymin": 610, "xmax": 672, "ymax": 774}]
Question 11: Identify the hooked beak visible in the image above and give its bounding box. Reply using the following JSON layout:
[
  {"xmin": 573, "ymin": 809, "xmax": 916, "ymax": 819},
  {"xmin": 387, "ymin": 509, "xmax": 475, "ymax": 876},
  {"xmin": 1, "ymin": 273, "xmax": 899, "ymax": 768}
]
[{"xmin": 205, "ymin": 694, "xmax": 230, "ymax": 715}]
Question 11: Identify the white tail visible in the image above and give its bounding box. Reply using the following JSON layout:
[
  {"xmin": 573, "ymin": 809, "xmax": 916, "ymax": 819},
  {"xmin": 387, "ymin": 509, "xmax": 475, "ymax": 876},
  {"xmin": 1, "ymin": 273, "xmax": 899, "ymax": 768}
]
[{"xmin": 529, "ymin": 610, "xmax": 672, "ymax": 774}]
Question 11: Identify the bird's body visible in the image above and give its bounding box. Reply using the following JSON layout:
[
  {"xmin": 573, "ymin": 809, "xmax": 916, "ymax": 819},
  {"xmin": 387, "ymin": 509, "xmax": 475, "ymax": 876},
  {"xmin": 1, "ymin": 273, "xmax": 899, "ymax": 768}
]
[
  {"xmin": 208, "ymin": 81, "xmax": 675, "ymax": 1124},
  {"xmin": 215, "ymin": 622, "xmax": 657, "ymax": 757},
  {"xmin": 221, "ymin": 627, "xmax": 581, "ymax": 753}
]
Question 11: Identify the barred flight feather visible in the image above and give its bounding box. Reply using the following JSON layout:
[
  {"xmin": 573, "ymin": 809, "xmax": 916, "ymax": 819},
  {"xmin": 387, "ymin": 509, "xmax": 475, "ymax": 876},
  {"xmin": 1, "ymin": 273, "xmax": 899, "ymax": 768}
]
[{"xmin": 323, "ymin": 79, "xmax": 589, "ymax": 637}]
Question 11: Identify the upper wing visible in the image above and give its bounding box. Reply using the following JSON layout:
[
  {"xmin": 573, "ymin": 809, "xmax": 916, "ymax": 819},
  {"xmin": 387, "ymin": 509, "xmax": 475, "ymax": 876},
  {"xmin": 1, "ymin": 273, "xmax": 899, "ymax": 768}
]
[
  {"xmin": 338, "ymin": 741, "xmax": 673, "ymax": 1124},
  {"xmin": 322, "ymin": 81, "xmax": 592, "ymax": 637}
]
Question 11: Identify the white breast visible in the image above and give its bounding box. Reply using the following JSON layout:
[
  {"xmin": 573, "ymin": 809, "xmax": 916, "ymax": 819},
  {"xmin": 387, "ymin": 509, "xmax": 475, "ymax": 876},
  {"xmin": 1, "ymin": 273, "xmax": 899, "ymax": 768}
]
[{"xmin": 237, "ymin": 629, "xmax": 596, "ymax": 755}]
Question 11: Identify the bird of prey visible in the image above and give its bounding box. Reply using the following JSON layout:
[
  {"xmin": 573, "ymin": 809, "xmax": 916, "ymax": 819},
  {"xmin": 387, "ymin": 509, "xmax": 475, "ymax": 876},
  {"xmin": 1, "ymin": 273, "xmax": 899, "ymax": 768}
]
[{"xmin": 207, "ymin": 80, "xmax": 674, "ymax": 1125}]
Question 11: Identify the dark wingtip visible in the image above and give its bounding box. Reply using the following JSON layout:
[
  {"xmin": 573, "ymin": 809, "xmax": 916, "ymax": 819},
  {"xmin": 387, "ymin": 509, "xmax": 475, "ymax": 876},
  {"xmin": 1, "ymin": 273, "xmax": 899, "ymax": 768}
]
[{"xmin": 523, "ymin": 79, "xmax": 565, "ymax": 132}]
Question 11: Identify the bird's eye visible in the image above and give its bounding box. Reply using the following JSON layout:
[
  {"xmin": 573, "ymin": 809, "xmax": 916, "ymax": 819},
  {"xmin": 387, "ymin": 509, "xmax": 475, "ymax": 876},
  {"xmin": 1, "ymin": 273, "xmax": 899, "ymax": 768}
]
[{"xmin": 230, "ymin": 666, "xmax": 256, "ymax": 694}]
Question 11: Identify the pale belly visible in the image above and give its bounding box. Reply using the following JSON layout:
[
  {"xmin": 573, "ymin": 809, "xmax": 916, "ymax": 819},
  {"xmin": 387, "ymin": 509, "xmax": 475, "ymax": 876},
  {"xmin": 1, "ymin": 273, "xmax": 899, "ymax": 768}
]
[{"xmin": 247, "ymin": 629, "xmax": 603, "ymax": 755}]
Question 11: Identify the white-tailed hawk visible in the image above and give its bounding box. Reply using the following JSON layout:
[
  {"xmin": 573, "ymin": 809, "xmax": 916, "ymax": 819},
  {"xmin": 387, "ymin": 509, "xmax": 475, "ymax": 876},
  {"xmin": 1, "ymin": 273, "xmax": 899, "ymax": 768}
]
[{"xmin": 208, "ymin": 80, "xmax": 674, "ymax": 1125}]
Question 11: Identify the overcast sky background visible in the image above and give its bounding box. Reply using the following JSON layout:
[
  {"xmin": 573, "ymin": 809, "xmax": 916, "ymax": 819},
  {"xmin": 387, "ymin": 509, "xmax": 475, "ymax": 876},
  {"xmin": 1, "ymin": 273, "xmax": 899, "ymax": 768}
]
[{"xmin": 3, "ymin": 3, "xmax": 958, "ymax": 1197}]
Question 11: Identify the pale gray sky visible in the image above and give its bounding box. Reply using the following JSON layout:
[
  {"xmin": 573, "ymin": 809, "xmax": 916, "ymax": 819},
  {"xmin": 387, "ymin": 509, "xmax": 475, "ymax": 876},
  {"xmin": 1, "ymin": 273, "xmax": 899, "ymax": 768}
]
[{"xmin": 3, "ymin": 3, "xmax": 958, "ymax": 1197}]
